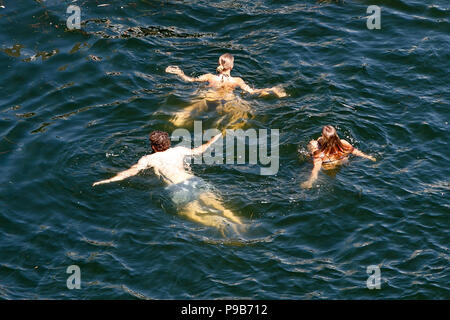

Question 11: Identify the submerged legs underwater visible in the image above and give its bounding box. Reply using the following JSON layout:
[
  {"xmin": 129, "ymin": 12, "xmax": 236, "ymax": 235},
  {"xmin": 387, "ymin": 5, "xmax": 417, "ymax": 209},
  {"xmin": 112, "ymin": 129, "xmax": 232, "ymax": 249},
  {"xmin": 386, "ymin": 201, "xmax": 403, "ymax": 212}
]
[
  {"xmin": 178, "ymin": 192, "xmax": 244, "ymax": 236},
  {"xmin": 167, "ymin": 93, "xmax": 252, "ymax": 234},
  {"xmin": 170, "ymin": 93, "xmax": 252, "ymax": 131}
]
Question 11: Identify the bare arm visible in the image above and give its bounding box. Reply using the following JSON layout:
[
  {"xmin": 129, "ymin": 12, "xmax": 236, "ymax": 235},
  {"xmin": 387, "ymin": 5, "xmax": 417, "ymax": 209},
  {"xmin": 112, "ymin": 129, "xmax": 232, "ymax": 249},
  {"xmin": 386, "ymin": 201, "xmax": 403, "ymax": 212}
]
[
  {"xmin": 352, "ymin": 148, "xmax": 376, "ymax": 161},
  {"xmin": 301, "ymin": 157, "xmax": 322, "ymax": 189},
  {"xmin": 307, "ymin": 139, "xmax": 319, "ymax": 154},
  {"xmin": 341, "ymin": 140, "xmax": 376, "ymax": 161},
  {"xmin": 237, "ymin": 78, "xmax": 286, "ymax": 98},
  {"xmin": 165, "ymin": 66, "xmax": 212, "ymax": 83},
  {"xmin": 93, "ymin": 156, "xmax": 150, "ymax": 186},
  {"xmin": 191, "ymin": 133, "xmax": 222, "ymax": 156}
]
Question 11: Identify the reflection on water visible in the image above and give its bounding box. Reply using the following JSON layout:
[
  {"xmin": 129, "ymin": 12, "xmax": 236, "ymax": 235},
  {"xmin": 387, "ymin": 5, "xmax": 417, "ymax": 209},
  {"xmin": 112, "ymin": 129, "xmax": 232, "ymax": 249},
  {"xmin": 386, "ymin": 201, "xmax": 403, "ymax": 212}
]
[
  {"xmin": 1, "ymin": 44, "xmax": 24, "ymax": 58},
  {"xmin": 1, "ymin": 43, "xmax": 59, "ymax": 62},
  {"xmin": 82, "ymin": 18, "xmax": 215, "ymax": 40}
]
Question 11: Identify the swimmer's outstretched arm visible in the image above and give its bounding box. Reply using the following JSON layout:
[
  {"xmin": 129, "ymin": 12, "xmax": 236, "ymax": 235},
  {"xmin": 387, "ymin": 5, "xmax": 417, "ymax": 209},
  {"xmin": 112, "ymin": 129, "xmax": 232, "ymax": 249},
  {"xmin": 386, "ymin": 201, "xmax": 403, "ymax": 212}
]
[
  {"xmin": 92, "ymin": 156, "xmax": 150, "ymax": 186},
  {"xmin": 342, "ymin": 140, "xmax": 376, "ymax": 162},
  {"xmin": 237, "ymin": 78, "xmax": 287, "ymax": 98},
  {"xmin": 191, "ymin": 133, "xmax": 222, "ymax": 155},
  {"xmin": 165, "ymin": 66, "xmax": 213, "ymax": 83},
  {"xmin": 301, "ymin": 158, "xmax": 322, "ymax": 189},
  {"xmin": 352, "ymin": 148, "xmax": 376, "ymax": 162}
]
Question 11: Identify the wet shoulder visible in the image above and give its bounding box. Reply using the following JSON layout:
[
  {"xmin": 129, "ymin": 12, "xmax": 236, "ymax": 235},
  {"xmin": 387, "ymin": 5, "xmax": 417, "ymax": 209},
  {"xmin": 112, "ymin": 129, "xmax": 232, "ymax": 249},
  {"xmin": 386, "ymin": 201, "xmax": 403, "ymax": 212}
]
[
  {"xmin": 145, "ymin": 147, "xmax": 190, "ymax": 165},
  {"xmin": 308, "ymin": 139, "xmax": 319, "ymax": 153},
  {"xmin": 199, "ymin": 73, "xmax": 214, "ymax": 82},
  {"xmin": 233, "ymin": 76, "xmax": 246, "ymax": 86},
  {"xmin": 340, "ymin": 139, "xmax": 354, "ymax": 151}
]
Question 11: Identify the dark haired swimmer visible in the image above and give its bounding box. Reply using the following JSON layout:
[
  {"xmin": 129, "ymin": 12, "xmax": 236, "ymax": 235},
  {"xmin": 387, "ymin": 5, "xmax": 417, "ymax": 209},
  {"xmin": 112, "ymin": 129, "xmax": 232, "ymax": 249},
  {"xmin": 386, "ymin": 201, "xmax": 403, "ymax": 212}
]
[
  {"xmin": 93, "ymin": 131, "xmax": 243, "ymax": 233},
  {"xmin": 301, "ymin": 125, "xmax": 376, "ymax": 189},
  {"xmin": 165, "ymin": 53, "xmax": 286, "ymax": 128}
]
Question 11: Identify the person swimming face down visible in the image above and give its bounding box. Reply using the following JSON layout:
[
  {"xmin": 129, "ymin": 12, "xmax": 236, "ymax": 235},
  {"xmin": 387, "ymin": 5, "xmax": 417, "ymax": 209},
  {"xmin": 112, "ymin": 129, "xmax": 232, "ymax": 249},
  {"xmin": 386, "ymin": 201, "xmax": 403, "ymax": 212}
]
[
  {"xmin": 165, "ymin": 53, "xmax": 287, "ymax": 101},
  {"xmin": 93, "ymin": 130, "xmax": 244, "ymax": 234},
  {"xmin": 149, "ymin": 130, "xmax": 171, "ymax": 153},
  {"xmin": 314, "ymin": 125, "xmax": 354, "ymax": 158},
  {"xmin": 302, "ymin": 125, "xmax": 376, "ymax": 189},
  {"xmin": 217, "ymin": 53, "xmax": 234, "ymax": 75}
]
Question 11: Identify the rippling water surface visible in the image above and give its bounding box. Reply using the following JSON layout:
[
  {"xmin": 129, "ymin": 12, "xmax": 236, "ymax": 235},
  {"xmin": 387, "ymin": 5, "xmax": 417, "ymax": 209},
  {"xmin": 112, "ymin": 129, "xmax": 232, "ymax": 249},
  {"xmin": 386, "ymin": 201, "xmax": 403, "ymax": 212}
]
[{"xmin": 0, "ymin": 0, "xmax": 449, "ymax": 299}]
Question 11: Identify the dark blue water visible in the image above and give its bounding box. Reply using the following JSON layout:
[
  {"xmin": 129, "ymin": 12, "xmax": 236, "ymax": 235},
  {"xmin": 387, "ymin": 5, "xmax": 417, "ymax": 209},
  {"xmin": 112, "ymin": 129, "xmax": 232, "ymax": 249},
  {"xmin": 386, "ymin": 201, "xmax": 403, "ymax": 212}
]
[{"xmin": 0, "ymin": 0, "xmax": 449, "ymax": 299}]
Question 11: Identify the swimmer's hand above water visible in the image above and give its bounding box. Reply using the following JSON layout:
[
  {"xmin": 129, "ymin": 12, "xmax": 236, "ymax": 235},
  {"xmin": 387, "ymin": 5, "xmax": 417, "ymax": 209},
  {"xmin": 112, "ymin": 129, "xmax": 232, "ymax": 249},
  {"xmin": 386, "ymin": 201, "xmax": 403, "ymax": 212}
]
[
  {"xmin": 301, "ymin": 180, "xmax": 314, "ymax": 189},
  {"xmin": 165, "ymin": 65, "xmax": 183, "ymax": 76},
  {"xmin": 301, "ymin": 158, "xmax": 322, "ymax": 189},
  {"xmin": 270, "ymin": 86, "xmax": 287, "ymax": 98},
  {"xmin": 93, "ymin": 180, "xmax": 110, "ymax": 187},
  {"xmin": 166, "ymin": 65, "xmax": 212, "ymax": 83}
]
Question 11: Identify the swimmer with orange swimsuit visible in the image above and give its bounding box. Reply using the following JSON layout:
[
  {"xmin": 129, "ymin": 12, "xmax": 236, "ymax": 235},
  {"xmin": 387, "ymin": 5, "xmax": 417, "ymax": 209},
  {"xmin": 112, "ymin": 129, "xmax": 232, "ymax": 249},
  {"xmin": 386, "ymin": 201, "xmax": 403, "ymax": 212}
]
[{"xmin": 301, "ymin": 125, "xmax": 376, "ymax": 189}]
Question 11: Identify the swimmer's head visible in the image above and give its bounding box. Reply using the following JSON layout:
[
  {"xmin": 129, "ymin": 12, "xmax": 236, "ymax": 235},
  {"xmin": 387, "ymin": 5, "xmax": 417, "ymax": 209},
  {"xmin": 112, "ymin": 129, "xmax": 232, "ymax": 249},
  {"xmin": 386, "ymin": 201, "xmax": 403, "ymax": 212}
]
[
  {"xmin": 217, "ymin": 53, "xmax": 234, "ymax": 74},
  {"xmin": 315, "ymin": 125, "xmax": 352, "ymax": 157},
  {"xmin": 149, "ymin": 130, "xmax": 171, "ymax": 153},
  {"xmin": 322, "ymin": 125, "xmax": 338, "ymax": 141}
]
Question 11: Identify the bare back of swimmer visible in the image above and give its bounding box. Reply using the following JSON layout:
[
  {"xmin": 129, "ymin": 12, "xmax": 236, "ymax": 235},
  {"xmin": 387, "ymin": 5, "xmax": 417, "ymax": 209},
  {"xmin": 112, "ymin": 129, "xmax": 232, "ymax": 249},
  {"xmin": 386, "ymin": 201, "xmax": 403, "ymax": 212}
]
[
  {"xmin": 93, "ymin": 131, "xmax": 243, "ymax": 233},
  {"xmin": 301, "ymin": 125, "xmax": 376, "ymax": 189},
  {"xmin": 165, "ymin": 53, "xmax": 286, "ymax": 98}
]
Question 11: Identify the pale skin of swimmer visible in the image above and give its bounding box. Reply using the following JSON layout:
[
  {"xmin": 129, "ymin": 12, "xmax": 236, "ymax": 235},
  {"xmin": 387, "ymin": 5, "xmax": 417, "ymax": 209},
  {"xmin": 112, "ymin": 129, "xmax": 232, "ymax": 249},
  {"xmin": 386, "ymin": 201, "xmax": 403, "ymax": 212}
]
[
  {"xmin": 92, "ymin": 133, "xmax": 243, "ymax": 229},
  {"xmin": 166, "ymin": 66, "xmax": 286, "ymax": 128},
  {"xmin": 301, "ymin": 139, "xmax": 376, "ymax": 189},
  {"xmin": 166, "ymin": 65, "xmax": 286, "ymax": 98}
]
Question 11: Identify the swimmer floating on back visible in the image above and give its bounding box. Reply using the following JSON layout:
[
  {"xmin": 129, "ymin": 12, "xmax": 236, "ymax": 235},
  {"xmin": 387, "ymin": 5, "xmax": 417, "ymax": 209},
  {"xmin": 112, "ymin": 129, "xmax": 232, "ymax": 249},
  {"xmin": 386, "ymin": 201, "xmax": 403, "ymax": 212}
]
[
  {"xmin": 93, "ymin": 131, "xmax": 243, "ymax": 234},
  {"xmin": 165, "ymin": 53, "xmax": 286, "ymax": 128},
  {"xmin": 301, "ymin": 125, "xmax": 376, "ymax": 189}
]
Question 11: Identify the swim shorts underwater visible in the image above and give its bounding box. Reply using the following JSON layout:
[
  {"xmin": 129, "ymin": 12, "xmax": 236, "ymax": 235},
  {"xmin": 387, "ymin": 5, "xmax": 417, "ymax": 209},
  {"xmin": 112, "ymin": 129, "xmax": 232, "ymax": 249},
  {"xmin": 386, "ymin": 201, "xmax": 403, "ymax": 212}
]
[{"xmin": 163, "ymin": 176, "xmax": 208, "ymax": 210}]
